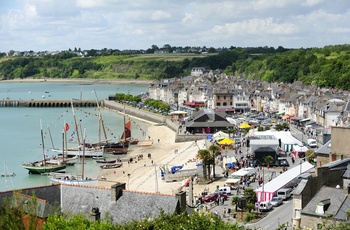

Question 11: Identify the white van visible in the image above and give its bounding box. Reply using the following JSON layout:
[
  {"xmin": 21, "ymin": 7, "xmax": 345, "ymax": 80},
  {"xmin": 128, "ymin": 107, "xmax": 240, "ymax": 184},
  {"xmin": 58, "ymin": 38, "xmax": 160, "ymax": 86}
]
[
  {"xmin": 259, "ymin": 201, "xmax": 273, "ymax": 212},
  {"xmin": 277, "ymin": 188, "xmax": 293, "ymax": 200},
  {"xmin": 218, "ymin": 186, "xmax": 231, "ymax": 195},
  {"xmin": 307, "ymin": 139, "xmax": 317, "ymax": 148}
]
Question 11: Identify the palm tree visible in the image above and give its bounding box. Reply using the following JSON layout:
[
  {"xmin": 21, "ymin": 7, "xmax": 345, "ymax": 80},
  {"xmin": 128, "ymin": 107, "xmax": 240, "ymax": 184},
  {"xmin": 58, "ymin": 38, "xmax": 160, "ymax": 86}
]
[
  {"xmin": 264, "ymin": 155, "xmax": 274, "ymax": 167},
  {"xmin": 197, "ymin": 149, "xmax": 211, "ymax": 180},
  {"xmin": 208, "ymin": 144, "xmax": 220, "ymax": 179}
]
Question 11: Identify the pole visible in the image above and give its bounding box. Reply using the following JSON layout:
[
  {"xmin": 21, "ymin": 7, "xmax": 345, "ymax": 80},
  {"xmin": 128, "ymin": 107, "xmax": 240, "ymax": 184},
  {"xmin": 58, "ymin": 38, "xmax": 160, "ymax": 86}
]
[
  {"xmin": 155, "ymin": 165, "xmax": 159, "ymax": 194},
  {"xmin": 82, "ymin": 128, "xmax": 86, "ymax": 179},
  {"xmin": 40, "ymin": 119, "xmax": 46, "ymax": 167},
  {"xmin": 70, "ymin": 100, "xmax": 81, "ymax": 146},
  {"xmin": 262, "ymin": 165, "xmax": 264, "ymax": 202}
]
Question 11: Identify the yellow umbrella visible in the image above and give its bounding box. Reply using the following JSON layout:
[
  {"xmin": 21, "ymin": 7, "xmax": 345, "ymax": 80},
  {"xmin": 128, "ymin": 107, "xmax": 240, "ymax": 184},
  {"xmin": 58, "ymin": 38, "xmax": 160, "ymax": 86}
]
[
  {"xmin": 218, "ymin": 137, "xmax": 235, "ymax": 145},
  {"xmin": 239, "ymin": 122, "xmax": 251, "ymax": 129}
]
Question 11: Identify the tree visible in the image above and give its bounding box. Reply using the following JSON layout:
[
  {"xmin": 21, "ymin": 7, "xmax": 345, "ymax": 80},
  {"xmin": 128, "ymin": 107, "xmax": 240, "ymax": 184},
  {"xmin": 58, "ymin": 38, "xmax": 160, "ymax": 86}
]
[
  {"xmin": 244, "ymin": 188, "xmax": 258, "ymax": 205},
  {"xmin": 208, "ymin": 144, "xmax": 220, "ymax": 179},
  {"xmin": 305, "ymin": 149, "xmax": 315, "ymax": 164},
  {"xmin": 197, "ymin": 149, "xmax": 211, "ymax": 180},
  {"xmin": 264, "ymin": 155, "xmax": 274, "ymax": 167}
]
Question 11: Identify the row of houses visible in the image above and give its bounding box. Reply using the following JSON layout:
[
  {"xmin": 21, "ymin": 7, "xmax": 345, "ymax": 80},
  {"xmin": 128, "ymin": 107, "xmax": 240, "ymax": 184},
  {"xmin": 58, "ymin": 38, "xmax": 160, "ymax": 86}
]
[{"xmin": 149, "ymin": 69, "xmax": 350, "ymax": 132}]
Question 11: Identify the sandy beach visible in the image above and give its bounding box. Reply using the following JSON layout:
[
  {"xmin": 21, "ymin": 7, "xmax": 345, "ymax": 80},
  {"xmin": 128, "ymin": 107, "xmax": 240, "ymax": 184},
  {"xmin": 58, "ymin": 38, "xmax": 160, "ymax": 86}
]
[{"xmin": 97, "ymin": 121, "xmax": 224, "ymax": 196}]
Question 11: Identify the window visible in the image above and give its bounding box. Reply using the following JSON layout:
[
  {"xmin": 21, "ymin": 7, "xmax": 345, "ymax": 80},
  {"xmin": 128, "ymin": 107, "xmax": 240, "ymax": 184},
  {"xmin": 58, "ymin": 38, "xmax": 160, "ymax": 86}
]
[
  {"xmin": 217, "ymin": 96, "xmax": 220, "ymax": 100},
  {"xmin": 216, "ymin": 102, "xmax": 221, "ymax": 106},
  {"xmin": 223, "ymin": 102, "xmax": 227, "ymax": 106}
]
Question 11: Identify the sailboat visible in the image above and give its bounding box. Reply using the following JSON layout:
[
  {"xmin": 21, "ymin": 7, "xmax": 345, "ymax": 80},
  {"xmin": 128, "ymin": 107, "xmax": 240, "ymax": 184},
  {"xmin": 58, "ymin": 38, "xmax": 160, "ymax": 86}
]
[
  {"xmin": 48, "ymin": 129, "xmax": 98, "ymax": 185},
  {"xmin": 22, "ymin": 120, "xmax": 67, "ymax": 174},
  {"xmin": 50, "ymin": 101, "xmax": 104, "ymax": 158},
  {"xmin": 103, "ymin": 116, "xmax": 130, "ymax": 155},
  {"xmin": 1, "ymin": 161, "xmax": 16, "ymax": 177}
]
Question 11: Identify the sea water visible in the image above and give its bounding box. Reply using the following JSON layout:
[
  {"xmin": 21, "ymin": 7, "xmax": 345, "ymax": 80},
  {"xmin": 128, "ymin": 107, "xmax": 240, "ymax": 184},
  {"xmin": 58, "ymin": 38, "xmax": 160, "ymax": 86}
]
[{"xmin": 0, "ymin": 81, "xmax": 149, "ymax": 192}]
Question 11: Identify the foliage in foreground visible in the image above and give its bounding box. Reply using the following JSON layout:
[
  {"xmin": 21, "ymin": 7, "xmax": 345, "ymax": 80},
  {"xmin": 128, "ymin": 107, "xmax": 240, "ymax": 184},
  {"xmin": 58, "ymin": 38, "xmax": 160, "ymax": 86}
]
[{"xmin": 43, "ymin": 212, "xmax": 242, "ymax": 230}]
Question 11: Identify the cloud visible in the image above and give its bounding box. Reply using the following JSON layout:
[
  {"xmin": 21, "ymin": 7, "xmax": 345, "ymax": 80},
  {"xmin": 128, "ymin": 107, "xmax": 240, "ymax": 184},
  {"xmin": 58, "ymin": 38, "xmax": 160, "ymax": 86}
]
[{"xmin": 0, "ymin": 0, "xmax": 349, "ymax": 51}]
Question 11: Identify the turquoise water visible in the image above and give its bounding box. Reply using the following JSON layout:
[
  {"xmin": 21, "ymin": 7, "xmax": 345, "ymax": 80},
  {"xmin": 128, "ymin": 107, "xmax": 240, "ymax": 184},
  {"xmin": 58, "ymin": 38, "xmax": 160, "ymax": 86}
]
[{"xmin": 0, "ymin": 81, "xmax": 149, "ymax": 192}]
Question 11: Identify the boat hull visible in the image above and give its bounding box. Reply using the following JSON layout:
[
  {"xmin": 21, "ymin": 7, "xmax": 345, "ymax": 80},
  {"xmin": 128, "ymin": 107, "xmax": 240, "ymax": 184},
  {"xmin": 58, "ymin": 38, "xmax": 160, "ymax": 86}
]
[
  {"xmin": 52, "ymin": 148, "xmax": 103, "ymax": 158},
  {"xmin": 22, "ymin": 164, "xmax": 67, "ymax": 174},
  {"xmin": 100, "ymin": 163, "xmax": 123, "ymax": 169},
  {"xmin": 104, "ymin": 147, "xmax": 128, "ymax": 155},
  {"xmin": 48, "ymin": 173, "xmax": 98, "ymax": 186}
]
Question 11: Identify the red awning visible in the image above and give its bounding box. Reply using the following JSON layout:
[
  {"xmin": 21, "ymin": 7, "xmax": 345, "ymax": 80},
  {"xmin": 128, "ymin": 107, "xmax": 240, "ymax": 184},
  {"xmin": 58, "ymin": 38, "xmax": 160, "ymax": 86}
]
[{"xmin": 185, "ymin": 101, "xmax": 195, "ymax": 106}]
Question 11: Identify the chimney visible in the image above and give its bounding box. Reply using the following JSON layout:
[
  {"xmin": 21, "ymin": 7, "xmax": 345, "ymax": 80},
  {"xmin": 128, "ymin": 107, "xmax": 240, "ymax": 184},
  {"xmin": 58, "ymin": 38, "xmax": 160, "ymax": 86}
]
[
  {"xmin": 111, "ymin": 182, "xmax": 126, "ymax": 202},
  {"xmin": 175, "ymin": 191, "xmax": 187, "ymax": 213}
]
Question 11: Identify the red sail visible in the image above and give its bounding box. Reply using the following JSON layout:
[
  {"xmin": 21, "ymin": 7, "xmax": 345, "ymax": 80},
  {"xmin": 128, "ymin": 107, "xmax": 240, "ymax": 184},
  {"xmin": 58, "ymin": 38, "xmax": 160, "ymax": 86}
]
[{"xmin": 121, "ymin": 121, "xmax": 131, "ymax": 140}]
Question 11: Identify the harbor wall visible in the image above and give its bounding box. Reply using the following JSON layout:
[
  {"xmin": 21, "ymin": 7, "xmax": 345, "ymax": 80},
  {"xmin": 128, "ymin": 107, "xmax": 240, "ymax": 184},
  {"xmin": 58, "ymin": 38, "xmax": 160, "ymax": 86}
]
[{"xmin": 102, "ymin": 100, "xmax": 207, "ymax": 143}]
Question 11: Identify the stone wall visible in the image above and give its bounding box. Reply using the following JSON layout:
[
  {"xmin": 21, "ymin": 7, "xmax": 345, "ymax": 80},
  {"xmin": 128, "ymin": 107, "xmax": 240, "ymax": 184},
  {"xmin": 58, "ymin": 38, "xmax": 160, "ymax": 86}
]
[
  {"xmin": 103, "ymin": 100, "xmax": 167, "ymax": 124},
  {"xmin": 103, "ymin": 100, "xmax": 207, "ymax": 143}
]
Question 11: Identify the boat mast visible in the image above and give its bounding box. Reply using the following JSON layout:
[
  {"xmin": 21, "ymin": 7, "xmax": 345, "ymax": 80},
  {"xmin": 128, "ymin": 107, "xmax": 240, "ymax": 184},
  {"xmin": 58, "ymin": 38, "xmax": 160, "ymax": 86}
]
[
  {"xmin": 82, "ymin": 128, "xmax": 86, "ymax": 179},
  {"xmin": 71, "ymin": 100, "xmax": 81, "ymax": 146},
  {"xmin": 40, "ymin": 119, "xmax": 46, "ymax": 167},
  {"xmin": 93, "ymin": 89, "xmax": 108, "ymax": 144},
  {"xmin": 47, "ymin": 125, "xmax": 55, "ymax": 150},
  {"xmin": 123, "ymin": 101, "xmax": 126, "ymax": 143}
]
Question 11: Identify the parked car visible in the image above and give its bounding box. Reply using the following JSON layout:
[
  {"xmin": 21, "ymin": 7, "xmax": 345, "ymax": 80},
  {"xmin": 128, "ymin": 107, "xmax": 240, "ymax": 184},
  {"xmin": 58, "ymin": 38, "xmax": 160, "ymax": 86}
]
[
  {"xmin": 259, "ymin": 201, "xmax": 273, "ymax": 212},
  {"xmin": 203, "ymin": 192, "xmax": 228, "ymax": 202},
  {"xmin": 270, "ymin": 197, "xmax": 283, "ymax": 207}
]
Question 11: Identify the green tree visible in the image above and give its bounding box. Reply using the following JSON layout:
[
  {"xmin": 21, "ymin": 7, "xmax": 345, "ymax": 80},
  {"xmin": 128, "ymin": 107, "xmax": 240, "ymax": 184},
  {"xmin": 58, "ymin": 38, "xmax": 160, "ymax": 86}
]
[
  {"xmin": 244, "ymin": 188, "xmax": 258, "ymax": 205},
  {"xmin": 264, "ymin": 155, "xmax": 274, "ymax": 167},
  {"xmin": 208, "ymin": 144, "xmax": 220, "ymax": 179},
  {"xmin": 197, "ymin": 149, "xmax": 211, "ymax": 180}
]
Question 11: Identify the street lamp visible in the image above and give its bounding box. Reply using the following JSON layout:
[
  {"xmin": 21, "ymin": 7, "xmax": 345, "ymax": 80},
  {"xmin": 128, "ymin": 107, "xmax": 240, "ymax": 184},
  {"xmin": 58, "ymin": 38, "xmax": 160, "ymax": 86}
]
[{"xmin": 127, "ymin": 173, "xmax": 131, "ymax": 190}]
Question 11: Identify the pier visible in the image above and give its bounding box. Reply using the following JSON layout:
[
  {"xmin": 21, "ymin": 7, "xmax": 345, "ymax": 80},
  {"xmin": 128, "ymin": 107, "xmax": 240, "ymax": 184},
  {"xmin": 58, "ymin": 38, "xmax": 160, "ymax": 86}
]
[{"xmin": 0, "ymin": 99, "xmax": 102, "ymax": 107}]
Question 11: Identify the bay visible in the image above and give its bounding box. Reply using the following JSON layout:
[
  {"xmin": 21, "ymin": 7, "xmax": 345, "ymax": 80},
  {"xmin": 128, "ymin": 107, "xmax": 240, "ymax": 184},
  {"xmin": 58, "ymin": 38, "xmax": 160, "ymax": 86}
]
[{"xmin": 0, "ymin": 81, "xmax": 149, "ymax": 192}]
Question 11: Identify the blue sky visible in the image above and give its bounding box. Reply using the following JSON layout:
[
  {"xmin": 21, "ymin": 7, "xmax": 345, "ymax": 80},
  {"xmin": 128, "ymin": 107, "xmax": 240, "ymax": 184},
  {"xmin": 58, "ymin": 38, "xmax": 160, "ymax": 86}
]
[{"xmin": 0, "ymin": 0, "xmax": 349, "ymax": 52}]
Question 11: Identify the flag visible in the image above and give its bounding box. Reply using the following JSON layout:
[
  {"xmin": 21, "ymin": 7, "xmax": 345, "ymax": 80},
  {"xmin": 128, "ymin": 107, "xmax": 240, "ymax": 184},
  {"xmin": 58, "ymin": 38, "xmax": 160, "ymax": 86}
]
[{"xmin": 64, "ymin": 123, "xmax": 70, "ymax": 131}]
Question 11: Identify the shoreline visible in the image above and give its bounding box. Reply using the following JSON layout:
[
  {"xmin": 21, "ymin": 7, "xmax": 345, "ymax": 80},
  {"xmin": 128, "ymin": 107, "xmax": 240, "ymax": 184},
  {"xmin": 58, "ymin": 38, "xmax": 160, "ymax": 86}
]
[{"xmin": 2, "ymin": 77, "xmax": 153, "ymax": 85}]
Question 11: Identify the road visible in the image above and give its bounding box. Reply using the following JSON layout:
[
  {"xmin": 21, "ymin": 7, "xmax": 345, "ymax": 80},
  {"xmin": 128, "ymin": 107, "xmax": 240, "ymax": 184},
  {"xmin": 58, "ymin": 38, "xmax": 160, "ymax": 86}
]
[{"xmin": 246, "ymin": 198, "xmax": 293, "ymax": 229}]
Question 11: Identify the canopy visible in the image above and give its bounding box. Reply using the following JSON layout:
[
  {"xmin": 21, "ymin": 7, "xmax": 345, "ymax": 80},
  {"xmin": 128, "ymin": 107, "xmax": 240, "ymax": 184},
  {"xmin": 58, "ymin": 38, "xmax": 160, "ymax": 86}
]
[
  {"xmin": 225, "ymin": 178, "xmax": 240, "ymax": 184},
  {"xmin": 239, "ymin": 122, "xmax": 251, "ymax": 129},
  {"xmin": 169, "ymin": 111, "xmax": 188, "ymax": 115},
  {"xmin": 218, "ymin": 137, "xmax": 235, "ymax": 145},
  {"xmin": 213, "ymin": 131, "xmax": 229, "ymax": 140},
  {"xmin": 231, "ymin": 169, "xmax": 249, "ymax": 177}
]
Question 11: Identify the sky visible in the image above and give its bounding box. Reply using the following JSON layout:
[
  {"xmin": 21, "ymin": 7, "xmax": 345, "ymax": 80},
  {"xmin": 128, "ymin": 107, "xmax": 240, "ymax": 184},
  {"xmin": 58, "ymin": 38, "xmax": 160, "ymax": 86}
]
[{"xmin": 0, "ymin": 0, "xmax": 349, "ymax": 52}]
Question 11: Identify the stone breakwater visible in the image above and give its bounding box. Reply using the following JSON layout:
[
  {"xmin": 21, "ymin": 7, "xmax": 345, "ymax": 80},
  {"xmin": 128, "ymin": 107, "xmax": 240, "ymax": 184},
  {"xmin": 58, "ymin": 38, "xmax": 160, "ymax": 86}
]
[{"xmin": 102, "ymin": 100, "xmax": 207, "ymax": 143}]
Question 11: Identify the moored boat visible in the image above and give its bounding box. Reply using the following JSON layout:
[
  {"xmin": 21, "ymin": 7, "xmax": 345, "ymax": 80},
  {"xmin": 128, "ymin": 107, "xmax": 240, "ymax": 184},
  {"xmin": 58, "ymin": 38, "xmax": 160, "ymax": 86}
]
[
  {"xmin": 95, "ymin": 158, "xmax": 117, "ymax": 164},
  {"xmin": 48, "ymin": 172, "xmax": 98, "ymax": 186},
  {"xmin": 100, "ymin": 162, "xmax": 123, "ymax": 169},
  {"xmin": 22, "ymin": 162, "xmax": 67, "ymax": 174},
  {"xmin": 22, "ymin": 120, "xmax": 67, "ymax": 174}
]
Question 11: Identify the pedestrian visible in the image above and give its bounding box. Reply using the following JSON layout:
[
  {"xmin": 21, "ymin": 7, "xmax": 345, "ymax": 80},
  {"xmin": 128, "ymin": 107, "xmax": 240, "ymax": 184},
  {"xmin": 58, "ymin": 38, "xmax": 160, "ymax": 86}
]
[
  {"xmin": 158, "ymin": 139, "xmax": 160, "ymax": 143},
  {"xmin": 144, "ymin": 161, "xmax": 146, "ymax": 167}
]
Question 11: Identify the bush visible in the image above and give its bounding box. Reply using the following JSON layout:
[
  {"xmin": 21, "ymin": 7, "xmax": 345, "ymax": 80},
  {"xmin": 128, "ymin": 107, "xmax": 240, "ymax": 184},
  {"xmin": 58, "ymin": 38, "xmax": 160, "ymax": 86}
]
[{"xmin": 245, "ymin": 212, "xmax": 255, "ymax": 222}]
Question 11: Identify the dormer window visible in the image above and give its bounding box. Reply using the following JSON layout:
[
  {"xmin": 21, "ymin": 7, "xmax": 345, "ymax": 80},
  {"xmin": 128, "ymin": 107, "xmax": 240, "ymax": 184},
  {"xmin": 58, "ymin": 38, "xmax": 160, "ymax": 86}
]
[{"xmin": 315, "ymin": 199, "xmax": 330, "ymax": 215}]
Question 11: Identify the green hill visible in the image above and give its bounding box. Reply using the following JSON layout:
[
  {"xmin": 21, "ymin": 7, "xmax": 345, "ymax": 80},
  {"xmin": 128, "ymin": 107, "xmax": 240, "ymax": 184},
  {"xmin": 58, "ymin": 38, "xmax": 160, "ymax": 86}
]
[{"xmin": 1, "ymin": 44, "xmax": 350, "ymax": 90}]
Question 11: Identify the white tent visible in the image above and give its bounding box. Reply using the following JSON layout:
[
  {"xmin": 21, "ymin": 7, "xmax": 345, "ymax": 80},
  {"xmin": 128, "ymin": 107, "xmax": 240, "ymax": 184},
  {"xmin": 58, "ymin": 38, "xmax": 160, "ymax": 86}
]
[
  {"xmin": 255, "ymin": 161, "xmax": 314, "ymax": 202},
  {"xmin": 213, "ymin": 131, "xmax": 229, "ymax": 140},
  {"xmin": 231, "ymin": 169, "xmax": 250, "ymax": 177}
]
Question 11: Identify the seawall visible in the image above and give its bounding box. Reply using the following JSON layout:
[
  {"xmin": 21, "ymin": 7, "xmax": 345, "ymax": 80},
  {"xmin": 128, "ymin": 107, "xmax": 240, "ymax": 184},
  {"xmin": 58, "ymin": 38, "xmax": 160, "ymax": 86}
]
[{"xmin": 102, "ymin": 100, "xmax": 207, "ymax": 143}]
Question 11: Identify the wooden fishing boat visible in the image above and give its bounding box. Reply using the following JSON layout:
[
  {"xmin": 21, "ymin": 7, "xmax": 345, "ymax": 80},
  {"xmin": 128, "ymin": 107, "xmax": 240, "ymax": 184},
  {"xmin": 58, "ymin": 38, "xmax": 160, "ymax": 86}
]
[
  {"xmin": 48, "ymin": 129, "xmax": 98, "ymax": 185},
  {"xmin": 100, "ymin": 162, "xmax": 123, "ymax": 169},
  {"xmin": 22, "ymin": 120, "xmax": 67, "ymax": 174},
  {"xmin": 95, "ymin": 158, "xmax": 117, "ymax": 164}
]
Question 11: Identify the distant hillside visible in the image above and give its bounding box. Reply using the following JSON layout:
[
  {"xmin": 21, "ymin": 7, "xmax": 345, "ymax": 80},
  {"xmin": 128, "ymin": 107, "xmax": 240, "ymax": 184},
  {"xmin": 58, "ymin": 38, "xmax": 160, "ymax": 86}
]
[{"xmin": 1, "ymin": 44, "xmax": 350, "ymax": 90}]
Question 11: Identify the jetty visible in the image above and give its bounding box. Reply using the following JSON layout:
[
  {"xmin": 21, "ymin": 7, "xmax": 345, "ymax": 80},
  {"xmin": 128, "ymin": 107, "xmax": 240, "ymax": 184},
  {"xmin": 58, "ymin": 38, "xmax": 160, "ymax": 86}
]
[{"xmin": 0, "ymin": 100, "xmax": 102, "ymax": 107}]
